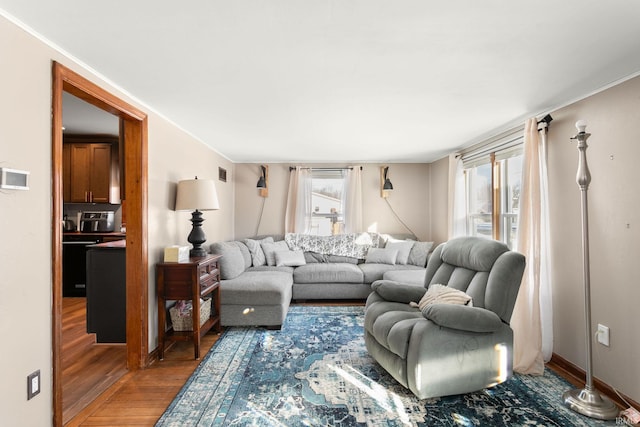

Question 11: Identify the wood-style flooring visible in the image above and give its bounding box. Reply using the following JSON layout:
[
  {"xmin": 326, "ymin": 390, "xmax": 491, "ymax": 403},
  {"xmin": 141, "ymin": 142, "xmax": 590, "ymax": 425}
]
[
  {"xmin": 62, "ymin": 298, "xmax": 128, "ymax": 425},
  {"xmin": 66, "ymin": 322, "xmax": 220, "ymax": 426}
]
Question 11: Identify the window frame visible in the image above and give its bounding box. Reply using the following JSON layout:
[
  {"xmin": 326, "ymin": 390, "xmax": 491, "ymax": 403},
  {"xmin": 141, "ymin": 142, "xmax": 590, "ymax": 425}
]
[{"xmin": 462, "ymin": 139, "xmax": 523, "ymax": 248}]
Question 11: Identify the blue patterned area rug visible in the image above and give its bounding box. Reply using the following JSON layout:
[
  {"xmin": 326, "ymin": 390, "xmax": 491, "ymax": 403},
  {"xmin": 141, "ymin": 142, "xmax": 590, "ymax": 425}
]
[{"xmin": 156, "ymin": 306, "xmax": 615, "ymax": 426}]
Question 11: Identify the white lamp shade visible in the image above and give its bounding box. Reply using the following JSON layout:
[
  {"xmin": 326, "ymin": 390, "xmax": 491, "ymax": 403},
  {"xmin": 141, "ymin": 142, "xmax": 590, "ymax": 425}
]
[{"xmin": 175, "ymin": 178, "xmax": 220, "ymax": 211}]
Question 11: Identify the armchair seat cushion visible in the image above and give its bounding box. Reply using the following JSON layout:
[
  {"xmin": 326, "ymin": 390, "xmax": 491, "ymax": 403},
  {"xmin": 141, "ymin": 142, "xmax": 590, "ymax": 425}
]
[{"xmin": 367, "ymin": 303, "xmax": 422, "ymax": 358}]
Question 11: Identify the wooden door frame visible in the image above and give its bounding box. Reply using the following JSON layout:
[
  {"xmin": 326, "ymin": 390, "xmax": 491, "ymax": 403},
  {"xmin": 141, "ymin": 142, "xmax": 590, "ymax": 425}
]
[{"xmin": 51, "ymin": 62, "xmax": 149, "ymax": 426}]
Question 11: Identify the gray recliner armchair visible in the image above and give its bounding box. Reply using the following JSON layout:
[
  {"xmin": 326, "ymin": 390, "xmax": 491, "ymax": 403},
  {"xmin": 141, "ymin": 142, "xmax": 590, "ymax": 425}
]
[{"xmin": 364, "ymin": 236, "xmax": 525, "ymax": 399}]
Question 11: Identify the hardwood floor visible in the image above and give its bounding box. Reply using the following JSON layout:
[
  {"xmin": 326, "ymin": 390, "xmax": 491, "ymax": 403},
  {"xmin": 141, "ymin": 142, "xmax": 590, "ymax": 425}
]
[
  {"xmin": 66, "ymin": 331, "xmax": 220, "ymax": 426},
  {"xmin": 62, "ymin": 298, "xmax": 128, "ymax": 425}
]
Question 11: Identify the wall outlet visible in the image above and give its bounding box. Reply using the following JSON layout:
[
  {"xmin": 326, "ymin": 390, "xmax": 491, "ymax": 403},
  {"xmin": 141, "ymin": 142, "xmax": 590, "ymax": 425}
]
[
  {"xmin": 597, "ymin": 324, "xmax": 610, "ymax": 347},
  {"xmin": 27, "ymin": 370, "xmax": 40, "ymax": 400}
]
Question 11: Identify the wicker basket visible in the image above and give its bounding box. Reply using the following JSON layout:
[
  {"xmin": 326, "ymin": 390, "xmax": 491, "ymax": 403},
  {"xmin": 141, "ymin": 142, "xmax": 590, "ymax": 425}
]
[{"xmin": 169, "ymin": 298, "xmax": 211, "ymax": 332}]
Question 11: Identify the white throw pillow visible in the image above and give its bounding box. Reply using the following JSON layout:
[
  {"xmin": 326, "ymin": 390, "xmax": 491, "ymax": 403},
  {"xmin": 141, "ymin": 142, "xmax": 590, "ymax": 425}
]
[
  {"xmin": 275, "ymin": 250, "xmax": 306, "ymax": 267},
  {"xmin": 365, "ymin": 247, "xmax": 398, "ymax": 265},
  {"xmin": 411, "ymin": 284, "xmax": 473, "ymax": 310},
  {"xmin": 385, "ymin": 240, "xmax": 415, "ymax": 265},
  {"xmin": 260, "ymin": 240, "xmax": 290, "ymax": 266}
]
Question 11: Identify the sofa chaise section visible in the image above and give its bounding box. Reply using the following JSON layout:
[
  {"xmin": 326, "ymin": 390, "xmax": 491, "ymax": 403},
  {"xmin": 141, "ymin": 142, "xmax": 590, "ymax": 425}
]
[{"xmin": 212, "ymin": 240, "xmax": 293, "ymax": 328}]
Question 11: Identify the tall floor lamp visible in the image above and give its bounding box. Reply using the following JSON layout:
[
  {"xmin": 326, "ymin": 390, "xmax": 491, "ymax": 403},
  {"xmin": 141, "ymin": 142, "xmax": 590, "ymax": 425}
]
[{"xmin": 562, "ymin": 120, "xmax": 619, "ymax": 420}]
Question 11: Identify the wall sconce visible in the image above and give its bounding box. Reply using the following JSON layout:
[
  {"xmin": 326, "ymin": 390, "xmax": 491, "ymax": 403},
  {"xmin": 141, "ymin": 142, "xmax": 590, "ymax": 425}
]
[
  {"xmin": 175, "ymin": 176, "xmax": 220, "ymax": 257},
  {"xmin": 380, "ymin": 166, "xmax": 393, "ymax": 198},
  {"xmin": 256, "ymin": 165, "xmax": 268, "ymax": 197}
]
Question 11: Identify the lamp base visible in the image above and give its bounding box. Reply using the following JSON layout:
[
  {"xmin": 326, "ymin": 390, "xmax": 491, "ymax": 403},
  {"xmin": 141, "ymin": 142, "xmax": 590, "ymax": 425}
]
[
  {"xmin": 187, "ymin": 209, "xmax": 208, "ymax": 258},
  {"xmin": 189, "ymin": 247, "xmax": 208, "ymax": 258},
  {"xmin": 562, "ymin": 388, "xmax": 619, "ymax": 420}
]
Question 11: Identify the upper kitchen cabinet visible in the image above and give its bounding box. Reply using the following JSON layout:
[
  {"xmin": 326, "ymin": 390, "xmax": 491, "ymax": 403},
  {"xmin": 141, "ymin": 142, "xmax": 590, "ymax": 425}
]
[{"xmin": 63, "ymin": 135, "xmax": 121, "ymax": 204}]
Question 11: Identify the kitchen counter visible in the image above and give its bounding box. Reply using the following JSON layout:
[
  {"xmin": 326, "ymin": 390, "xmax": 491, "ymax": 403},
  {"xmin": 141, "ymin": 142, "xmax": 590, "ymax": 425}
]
[
  {"xmin": 63, "ymin": 231, "xmax": 126, "ymax": 238},
  {"xmin": 89, "ymin": 239, "xmax": 126, "ymax": 249}
]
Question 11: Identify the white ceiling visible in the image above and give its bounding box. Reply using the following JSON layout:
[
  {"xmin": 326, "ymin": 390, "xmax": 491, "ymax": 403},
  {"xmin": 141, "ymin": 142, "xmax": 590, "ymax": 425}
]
[{"xmin": 3, "ymin": 1, "xmax": 640, "ymax": 163}]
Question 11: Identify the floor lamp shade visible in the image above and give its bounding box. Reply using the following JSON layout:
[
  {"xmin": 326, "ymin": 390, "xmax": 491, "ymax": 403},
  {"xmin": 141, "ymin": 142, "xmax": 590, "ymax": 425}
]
[{"xmin": 175, "ymin": 177, "xmax": 220, "ymax": 257}]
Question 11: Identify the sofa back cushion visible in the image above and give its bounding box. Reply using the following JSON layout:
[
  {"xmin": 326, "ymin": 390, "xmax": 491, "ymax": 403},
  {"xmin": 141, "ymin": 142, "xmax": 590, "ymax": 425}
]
[{"xmin": 211, "ymin": 241, "xmax": 251, "ymax": 280}]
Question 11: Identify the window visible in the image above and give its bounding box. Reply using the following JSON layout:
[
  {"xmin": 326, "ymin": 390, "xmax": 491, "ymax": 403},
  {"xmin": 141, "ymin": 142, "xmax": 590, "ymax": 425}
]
[
  {"xmin": 463, "ymin": 145, "xmax": 523, "ymax": 248},
  {"xmin": 310, "ymin": 169, "xmax": 346, "ymax": 236}
]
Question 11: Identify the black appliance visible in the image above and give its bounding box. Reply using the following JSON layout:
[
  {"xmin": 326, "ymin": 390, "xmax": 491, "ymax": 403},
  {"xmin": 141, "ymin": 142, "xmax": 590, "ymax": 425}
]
[{"xmin": 62, "ymin": 235, "xmax": 100, "ymax": 297}]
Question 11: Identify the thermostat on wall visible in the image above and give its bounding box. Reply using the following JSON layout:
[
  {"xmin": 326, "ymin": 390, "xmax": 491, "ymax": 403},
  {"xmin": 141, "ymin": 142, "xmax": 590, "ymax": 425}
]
[{"xmin": 0, "ymin": 168, "xmax": 30, "ymax": 190}]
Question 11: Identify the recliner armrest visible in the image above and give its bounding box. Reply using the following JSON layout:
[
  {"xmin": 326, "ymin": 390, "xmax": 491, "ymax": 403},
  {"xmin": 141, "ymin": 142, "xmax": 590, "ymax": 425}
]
[
  {"xmin": 422, "ymin": 304, "xmax": 503, "ymax": 333},
  {"xmin": 371, "ymin": 280, "xmax": 427, "ymax": 304}
]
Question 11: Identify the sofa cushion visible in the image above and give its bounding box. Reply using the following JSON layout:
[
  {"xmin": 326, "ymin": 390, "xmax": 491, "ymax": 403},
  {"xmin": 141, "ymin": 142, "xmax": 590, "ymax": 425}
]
[
  {"xmin": 359, "ymin": 263, "xmax": 424, "ymax": 284},
  {"xmin": 385, "ymin": 240, "xmax": 415, "ymax": 265},
  {"xmin": 220, "ymin": 271, "xmax": 293, "ymax": 305},
  {"xmin": 304, "ymin": 252, "xmax": 359, "ymax": 264},
  {"xmin": 211, "ymin": 241, "xmax": 249, "ymax": 279},
  {"xmin": 294, "ymin": 263, "xmax": 364, "ymax": 284},
  {"xmin": 247, "ymin": 265, "xmax": 295, "ymax": 273},
  {"xmin": 261, "ymin": 240, "xmax": 290, "ymax": 266},
  {"xmin": 275, "ymin": 249, "xmax": 306, "ymax": 267},
  {"xmin": 243, "ymin": 237, "xmax": 274, "ymax": 267}
]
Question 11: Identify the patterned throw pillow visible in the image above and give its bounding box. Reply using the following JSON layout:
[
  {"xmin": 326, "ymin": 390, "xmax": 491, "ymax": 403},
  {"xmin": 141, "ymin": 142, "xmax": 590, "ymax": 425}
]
[
  {"xmin": 407, "ymin": 241, "xmax": 434, "ymax": 267},
  {"xmin": 243, "ymin": 237, "xmax": 274, "ymax": 267}
]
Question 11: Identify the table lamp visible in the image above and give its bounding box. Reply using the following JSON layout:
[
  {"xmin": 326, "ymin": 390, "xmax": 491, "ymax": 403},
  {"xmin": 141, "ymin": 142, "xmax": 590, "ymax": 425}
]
[{"xmin": 175, "ymin": 176, "xmax": 220, "ymax": 257}]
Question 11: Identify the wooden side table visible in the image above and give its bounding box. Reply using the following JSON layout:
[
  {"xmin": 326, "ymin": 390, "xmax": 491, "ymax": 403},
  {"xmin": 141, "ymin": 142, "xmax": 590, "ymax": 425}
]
[{"xmin": 156, "ymin": 254, "xmax": 222, "ymax": 360}]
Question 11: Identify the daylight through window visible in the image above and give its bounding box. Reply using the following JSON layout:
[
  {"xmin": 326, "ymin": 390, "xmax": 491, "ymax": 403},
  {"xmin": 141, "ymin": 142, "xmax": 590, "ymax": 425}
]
[
  {"xmin": 310, "ymin": 169, "xmax": 346, "ymax": 236},
  {"xmin": 463, "ymin": 144, "xmax": 523, "ymax": 248}
]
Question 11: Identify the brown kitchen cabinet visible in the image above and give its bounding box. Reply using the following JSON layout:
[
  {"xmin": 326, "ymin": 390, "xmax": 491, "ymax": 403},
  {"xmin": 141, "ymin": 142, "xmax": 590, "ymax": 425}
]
[
  {"xmin": 156, "ymin": 254, "xmax": 222, "ymax": 360},
  {"xmin": 63, "ymin": 135, "xmax": 120, "ymax": 203}
]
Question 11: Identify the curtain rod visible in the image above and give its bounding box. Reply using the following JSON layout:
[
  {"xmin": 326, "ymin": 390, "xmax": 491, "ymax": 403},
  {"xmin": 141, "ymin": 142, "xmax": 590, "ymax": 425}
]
[{"xmin": 288, "ymin": 166, "xmax": 362, "ymax": 172}]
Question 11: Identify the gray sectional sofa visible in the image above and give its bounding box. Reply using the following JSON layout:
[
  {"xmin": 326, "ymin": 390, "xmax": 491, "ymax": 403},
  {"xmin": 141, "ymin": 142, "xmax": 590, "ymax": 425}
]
[{"xmin": 211, "ymin": 233, "xmax": 433, "ymax": 328}]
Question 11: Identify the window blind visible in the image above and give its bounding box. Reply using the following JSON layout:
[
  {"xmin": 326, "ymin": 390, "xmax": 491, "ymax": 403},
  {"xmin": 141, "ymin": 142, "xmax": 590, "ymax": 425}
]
[{"xmin": 461, "ymin": 126, "xmax": 524, "ymax": 168}]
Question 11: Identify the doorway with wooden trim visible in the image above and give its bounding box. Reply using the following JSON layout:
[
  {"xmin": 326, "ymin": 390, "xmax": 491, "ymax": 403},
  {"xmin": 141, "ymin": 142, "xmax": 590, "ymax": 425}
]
[{"xmin": 51, "ymin": 62, "xmax": 149, "ymax": 426}]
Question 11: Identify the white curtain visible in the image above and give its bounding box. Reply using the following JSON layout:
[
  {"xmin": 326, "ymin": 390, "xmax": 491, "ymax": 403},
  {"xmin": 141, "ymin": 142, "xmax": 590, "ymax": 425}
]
[
  {"xmin": 343, "ymin": 167, "xmax": 363, "ymax": 233},
  {"xmin": 284, "ymin": 167, "xmax": 312, "ymax": 233},
  {"xmin": 512, "ymin": 117, "xmax": 553, "ymax": 375},
  {"xmin": 448, "ymin": 153, "xmax": 467, "ymax": 238}
]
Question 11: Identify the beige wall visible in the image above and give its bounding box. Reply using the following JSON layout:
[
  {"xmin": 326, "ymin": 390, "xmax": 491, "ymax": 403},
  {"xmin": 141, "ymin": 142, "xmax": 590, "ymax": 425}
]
[
  {"xmin": 0, "ymin": 15, "xmax": 233, "ymax": 424},
  {"xmin": 147, "ymin": 118, "xmax": 234, "ymax": 349},
  {"xmin": 233, "ymin": 163, "xmax": 435, "ymax": 242},
  {"xmin": 547, "ymin": 75, "xmax": 640, "ymax": 402},
  {"xmin": 428, "ymin": 156, "xmax": 450, "ymax": 246}
]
